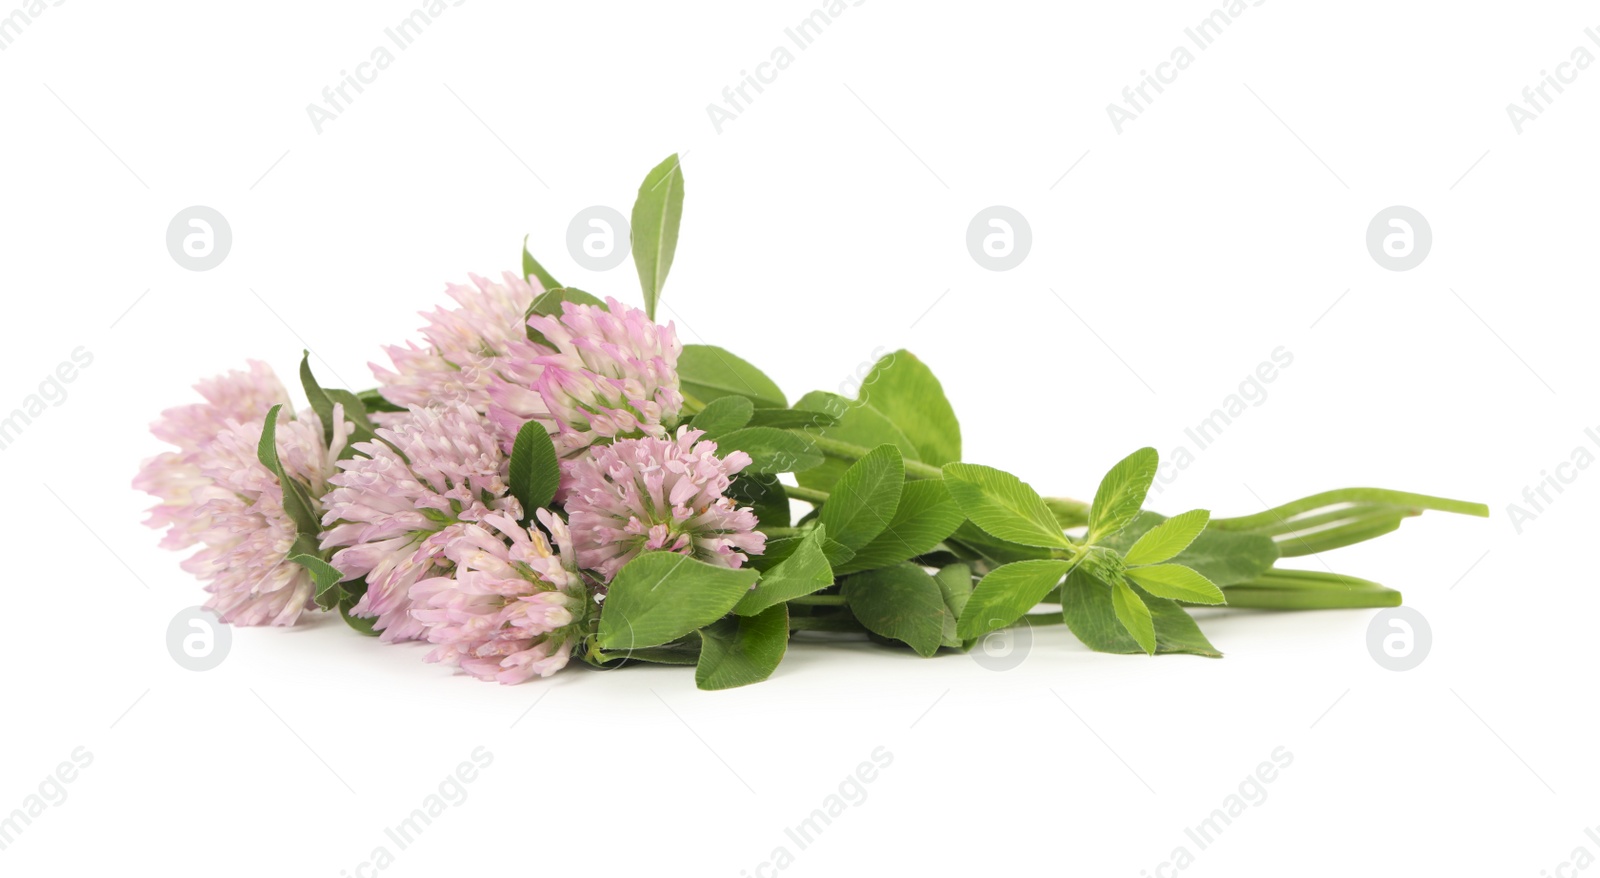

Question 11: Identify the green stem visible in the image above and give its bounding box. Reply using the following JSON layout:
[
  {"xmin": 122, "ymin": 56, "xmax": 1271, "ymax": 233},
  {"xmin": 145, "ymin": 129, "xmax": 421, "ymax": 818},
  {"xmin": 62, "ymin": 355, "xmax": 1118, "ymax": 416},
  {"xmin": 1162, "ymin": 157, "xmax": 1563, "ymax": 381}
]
[
  {"xmin": 785, "ymin": 483, "xmax": 830, "ymax": 505},
  {"xmin": 1222, "ymin": 587, "xmax": 1402, "ymax": 610},
  {"xmin": 1274, "ymin": 514, "xmax": 1407, "ymax": 557},
  {"xmin": 785, "ymin": 433, "xmax": 1093, "ymax": 513},
  {"xmin": 1246, "ymin": 503, "xmax": 1391, "ymax": 538},
  {"xmin": 1222, "ymin": 569, "xmax": 1401, "ymax": 609},
  {"xmin": 760, "ymin": 526, "xmax": 804, "ymax": 539},
  {"xmin": 800, "ymin": 434, "xmax": 946, "ymax": 480},
  {"xmin": 790, "ymin": 594, "xmax": 847, "ymax": 606},
  {"xmin": 1211, "ymin": 488, "xmax": 1488, "ymax": 532}
]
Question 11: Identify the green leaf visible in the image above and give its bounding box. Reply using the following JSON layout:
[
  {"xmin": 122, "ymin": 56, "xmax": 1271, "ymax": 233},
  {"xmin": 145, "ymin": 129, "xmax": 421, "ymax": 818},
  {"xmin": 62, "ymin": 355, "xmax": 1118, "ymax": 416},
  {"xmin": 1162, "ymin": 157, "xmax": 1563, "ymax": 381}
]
[
  {"xmin": 602, "ymin": 636, "xmax": 703, "ymax": 666},
  {"xmin": 840, "ymin": 562, "xmax": 948, "ymax": 657},
  {"xmin": 256, "ymin": 405, "xmax": 320, "ymax": 537},
  {"xmin": 631, "ymin": 153, "xmax": 685, "ymax": 321},
  {"xmin": 792, "ymin": 391, "xmax": 920, "ymax": 493},
  {"xmin": 596, "ymin": 553, "xmax": 759, "ymax": 651},
  {"xmin": 696, "ymin": 604, "xmax": 789, "ymax": 690},
  {"xmin": 525, "ymin": 287, "xmax": 607, "ymax": 347},
  {"xmin": 1061, "ymin": 566, "xmax": 1220, "ymax": 657},
  {"xmin": 750, "ymin": 534, "xmax": 854, "ymax": 571},
  {"xmin": 957, "ymin": 559, "xmax": 1073, "ymax": 640},
  {"xmin": 1126, "ymin": 564, "xmax": 1225, "ymax": 604},
  {"xmin": 1045, "ymin": 497, "xmax": 1091, "ymax": 529},
  {"xmin": 858, "ymin": 350, "xmax": 961, "ymax": 465},
  {"xmin": 837, "ymin": 479, "xmax": 965, "ymax": 574},
  {"xmin": 1124, "ymin": 509, "xmax": 1210, "ymax": 566},
  {"xmin": 678, "ymin": 344, "xmax": 787, "ymax": 409},
  {"xmin": 292, "ymin": 554, "xmax": 345, "ymax": 611},
  {"xmin": 941, "ymin": 462, "xmax": 1072, "ymax": 550},
  {"xmin": 338, "ymin": 589, "xmax": 380, "ymax": 637},
  {"xmin": 933, "ymin": 563, "xmax": 974, "ymax": 648},
  {"xmin": 818, "ymin": 444, "xmax": 905, "ymax": 551},
  {"xmin": 508, "ymin": 421, "xmax": 560, "ymax": 518},
  {"xmin": 714, "ymin": 427, "xmax": 822, "ymax": 474},
  {"xmin": 521, "ymin": 234, "xmax": 561, "ymax": 291},
  {"xmin": 257, "ymin": 404, "xmax": 286, "ymax": 472},
  {"xmin": 1104, "ymin": 513, "xmax": 1279, "ymax": 586},
  {"xmin": 727, "ymin": 472, "xmax": 789, "ymax": 529},
  {"xmin": 691, "ymin": 395, "xmax": 755, "ymax": 439},
  {"xmin": 735, "ymin": 526, "xmax": 834, "ymax": 615},
  {"xmin": 946, "ymin": 520, "xmax": 1053, "ymax": 565},
  {"xmin": 1109, "ymin": 578, "xmax": 1156, "ymax": 655},
  {"xmin": 299, "ymin": 354, "xmax": 379, "ymax": 456},
  {"xmin": 1088, "ymin": 447, "xmax": 1160, "ymax": 543},
  {"xmin": 356, "ymin": 388, "xmax": 406, "ymax": 414},
  {"xmin": 529, "ymin": 286, "xmax": 605, "ymax": 318},
  {"xmin": 745, "ymin": 408, "xmax": 839, "ymax": 429},
  {"xmin": 298, "ymin": 353, "xmax": 338, "ymax": 447}
]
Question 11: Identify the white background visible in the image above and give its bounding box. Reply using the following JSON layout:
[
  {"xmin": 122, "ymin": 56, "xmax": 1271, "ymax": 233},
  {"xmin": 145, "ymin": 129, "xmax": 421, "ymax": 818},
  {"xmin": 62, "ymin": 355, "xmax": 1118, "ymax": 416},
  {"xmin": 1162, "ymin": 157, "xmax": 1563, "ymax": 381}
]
[{"xmin": 2, "ymin": 1, "xmax": 1595, "ymax": 875}]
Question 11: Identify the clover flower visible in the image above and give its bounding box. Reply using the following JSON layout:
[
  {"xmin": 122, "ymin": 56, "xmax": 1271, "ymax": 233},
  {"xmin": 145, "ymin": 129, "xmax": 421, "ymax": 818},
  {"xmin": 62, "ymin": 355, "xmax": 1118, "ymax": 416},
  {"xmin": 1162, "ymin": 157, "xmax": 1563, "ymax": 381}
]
[
  {"xmin": 134, "ymin": 360, "xmax": 291, "ymax": 550},
  {"xmin": 410, "ymin": 510, "xmax": 592, "ymax": 684},
  {"xmin": 179, "ymin": 407, "xmax": 349, "ymax": 626},
  {"xmin": 562, "ymin": 425, "xmax": 765, "ymax": 581},
  {"xmin": 320, "ymin": 403, "xmax": 519, "ymax": 642},
  {"xmin": 370, "ymin": 272, "xmax": 551, "ymax": 430},
  {"xmin": 491, "ymin": 297, "xmax": 682, "ymax": 457}
]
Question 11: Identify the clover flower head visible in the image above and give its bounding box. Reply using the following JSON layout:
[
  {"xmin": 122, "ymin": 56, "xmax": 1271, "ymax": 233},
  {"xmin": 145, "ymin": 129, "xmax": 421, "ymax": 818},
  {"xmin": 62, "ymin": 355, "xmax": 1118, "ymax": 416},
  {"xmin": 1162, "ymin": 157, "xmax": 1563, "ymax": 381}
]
[
  {"xmin": 134, "ymin": 361, "xmax": 291, "ymax": 550},
  {"xmin": 321, "ymin": 403, "xmax": 519, "ymax": 642},
  {"xmin": 371, "ymin": 272, "xmax": 550, "ymax": 427},
  {"xmin": 495, "ymin": 297, "xmax": 682, "ymax": 457},
  {"xmin": 411, "ymin": 510, "xmax": 591, "ymax": 684},
  {"xmin": 179, "ymin": 406, "xmax": 349, "ymax": 626},
  {"xmin": 562, "ymin": 425, "xmax": 764, "ymax": 582}
]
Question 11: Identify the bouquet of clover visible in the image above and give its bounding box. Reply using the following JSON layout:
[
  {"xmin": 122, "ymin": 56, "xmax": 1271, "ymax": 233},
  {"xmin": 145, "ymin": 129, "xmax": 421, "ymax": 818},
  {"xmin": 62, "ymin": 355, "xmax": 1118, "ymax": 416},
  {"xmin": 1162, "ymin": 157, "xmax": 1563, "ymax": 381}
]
[{"xmin": 136, "ymin": 156, "xmax": 1488, "ymax": 689}]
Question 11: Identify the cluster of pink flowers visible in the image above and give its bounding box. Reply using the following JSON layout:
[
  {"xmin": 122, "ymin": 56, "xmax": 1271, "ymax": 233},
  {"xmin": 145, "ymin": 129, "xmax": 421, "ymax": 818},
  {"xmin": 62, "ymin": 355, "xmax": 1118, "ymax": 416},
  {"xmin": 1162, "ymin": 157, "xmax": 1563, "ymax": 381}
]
[{"xmin": 136, "ymin": 276, "xmax": 765, "ymax": 683}]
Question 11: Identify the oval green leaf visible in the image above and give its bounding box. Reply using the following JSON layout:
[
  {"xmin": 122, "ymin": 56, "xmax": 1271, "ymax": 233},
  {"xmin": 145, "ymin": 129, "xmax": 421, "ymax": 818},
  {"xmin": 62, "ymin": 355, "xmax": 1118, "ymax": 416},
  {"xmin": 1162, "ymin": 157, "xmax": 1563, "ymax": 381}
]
[
  {"xmin": 840, "ymin": 563, "xmax": 947, "ymax": 657},
  {"xmin": 596, "ymin": 553, "xmax": 758, "ymax": 651},
  {"xmin": 941, "ymin": 462, "xmax": 1072, "ymax": 550},
  {"xmin": 679, "ymin": 344, "xmax": 788, "ymax": 410},
  {"xmin": 957, "ymin": 559, "xmax": 1072, "ymax": 640},
  {"xmin": 1124, "ymin": 509, "xmax": 1210, "ymax": 566}
]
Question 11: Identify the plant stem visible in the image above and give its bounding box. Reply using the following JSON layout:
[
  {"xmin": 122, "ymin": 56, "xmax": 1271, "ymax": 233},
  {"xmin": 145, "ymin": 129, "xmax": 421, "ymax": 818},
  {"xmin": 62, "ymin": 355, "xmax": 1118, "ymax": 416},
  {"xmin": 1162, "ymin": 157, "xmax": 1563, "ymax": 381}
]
[
  {"xmin": 1210, "ymin": 488, "xmax": 1488, "ymax": 532},
  {"xmin": 1222, "ymin": 587, "xmax": 1402, "ymax": 610},
  {"xmin": 785, "ymin": 483, "xmax": 830, "ymax": 505},
  {"xmin": 790, "ymin": 594, "xmax": 847, "ymax": 607},
  {"xmin": 800, "ymin": 434, "xmax": 946, "ymax": 480},
  {"xmin": 1222, "ymin": 569, "xmax": 1402, "ymax": 609}
]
